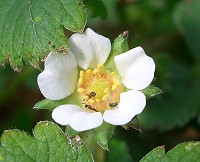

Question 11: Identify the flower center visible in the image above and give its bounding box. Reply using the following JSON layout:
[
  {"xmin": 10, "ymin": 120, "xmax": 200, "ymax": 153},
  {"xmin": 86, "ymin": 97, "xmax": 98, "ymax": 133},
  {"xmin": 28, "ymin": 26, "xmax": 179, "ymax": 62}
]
[{"xmin": 77, "ymin": 64, "xmax": 124, "ymax": 112}]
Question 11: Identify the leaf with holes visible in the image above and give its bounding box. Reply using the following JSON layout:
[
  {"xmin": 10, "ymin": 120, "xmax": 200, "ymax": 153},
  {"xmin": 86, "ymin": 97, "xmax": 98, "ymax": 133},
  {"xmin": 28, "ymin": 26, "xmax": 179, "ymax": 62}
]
[
  {"xmin": 0, "ymin": 121, "xmax": 93, "ymax": 162},
  {"xmin": 0, "ymin": 0, "xmax": 87, "ymax": 71}
]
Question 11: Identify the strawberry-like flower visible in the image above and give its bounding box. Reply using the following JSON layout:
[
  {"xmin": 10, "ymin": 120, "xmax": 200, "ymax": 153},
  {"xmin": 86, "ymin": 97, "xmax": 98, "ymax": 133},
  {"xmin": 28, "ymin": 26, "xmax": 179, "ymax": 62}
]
[{"xmin": 38, "ymin": 28, "xmax": 155, "ymax": 131}]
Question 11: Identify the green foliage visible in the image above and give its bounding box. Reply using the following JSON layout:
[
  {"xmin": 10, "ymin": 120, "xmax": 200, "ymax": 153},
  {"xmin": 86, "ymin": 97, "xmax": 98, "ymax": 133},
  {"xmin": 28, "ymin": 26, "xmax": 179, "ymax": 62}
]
[
  {"xmin": 34, "ymin": 90, "xmax": 82, "ymax": 111},
  {"xmin": 0, "ymin": 0, "xmax": 86, "ymax": 71},
  {"xmin": 84, "ymin": 0, "xmax": 108, "ymax": 19},
  {"xmin": 107, "ymin": 139, "xmax": 133, "ymax": 162},
  {"xmin": 140, "ymin": 142, "xmax": 200, "ymax": 162},
  {"xmin": 105, "ymin": 31, "xmax": 129, "ymax": 72},
  {"xmin": 139, "ymin": 146, "xmax": 165, "ymax": 162},
  {"xmin": 0, "ymin": 121, "xmax": 93, "ymax": 162},
  {"xmin": 139, "ymin": 56, "xmax": 200, "ymax": 131},
  {"xmin": 141, "ymin": 85, "xmax": 163, "ymax": 100},
  {"xmin": 93, "ymin": 122, "xmax": 115, "ymax": 150},
  {"xmin": 174, "ymin": 0, "xmax": 200, "ymax": 63}
]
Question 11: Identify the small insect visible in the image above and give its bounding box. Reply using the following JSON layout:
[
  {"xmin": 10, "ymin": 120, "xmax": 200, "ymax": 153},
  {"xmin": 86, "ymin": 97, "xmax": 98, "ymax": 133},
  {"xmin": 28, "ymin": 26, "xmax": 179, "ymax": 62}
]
[
  {"xmin": 109, "ymin": 102, "xmax": 119, "ymax": 108},
  {"xmin": 85, "ymin": 104, "xmax": 98, "ymax": 112},
  {"xmin": 88, "ymin": 91, "xmax": 96, "ymax": 98}
]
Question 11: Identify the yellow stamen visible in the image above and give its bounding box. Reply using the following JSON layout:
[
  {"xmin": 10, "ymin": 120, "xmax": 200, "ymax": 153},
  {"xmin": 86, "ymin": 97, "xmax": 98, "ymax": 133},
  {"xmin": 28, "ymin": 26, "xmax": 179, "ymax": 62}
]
[
  {"xmin": 78, "ymin": 77, "xmax": 84, "ymax": 85},
  {"xmin": 77, "ymin": 88, "xmax": 86, "ymax": 93},
  {"xmin": 96, "ymin": 99, "xmax": 100, "ymax": 103},
  {"xmin": 80, "ymin": 71, "xmax": 85, "ymax": 76},
  {"xmin": 104, "ymin": 88, "xmax": 109, "ymax": 94},
  {"xmin": 83, "ymin": 95, "xmax": 89, "ymax": 100},
  {"xmin": 86, "ymin": 69, "xmax": 92, "ymax": 74},
  {"xmin": 111, "ymin": 72, "xmax": 115, "ymax": 76},
  {"xmin": 88, "ymin": 99, "xmax": 95, "ymax": 104},
  {"xmin": 93, "ymin": 68, "xmax": 99, "ymax": 74},
  {"xmin": 102, "ymin": 94, "xmax": 108, "ymax": 101},
  {"xmin": 112, "ymin": 84, "xmax": 118, "ymax": 91},
  {"xmin": 97, "ymin": 64, "xmax": 104, "ymax": 69}
]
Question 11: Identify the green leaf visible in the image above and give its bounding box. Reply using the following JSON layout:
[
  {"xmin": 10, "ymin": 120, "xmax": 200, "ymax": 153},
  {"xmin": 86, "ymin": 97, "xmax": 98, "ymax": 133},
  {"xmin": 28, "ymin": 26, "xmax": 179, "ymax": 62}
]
[
  {"xmin": 34, "ymin": 90, "xmax": 82, "ymax": 111},
  {"xmin": 139, "ymin": 146, "xmax": 165, "ymax": 162},
  {"xmin": 107, "ymin": 139, "xmax": 133, "ymax": 162},
  {"xmin": 140, "ymin": 142, "xmax": 200, "ymax": 162},
  {"xmin": 141, "ymin": 85, "xmax": 163, "ymax": 100},
  {"xmin": 84, "ymin": 0, "xmax": 108, "ymax": 19},
  {"xmin": 65, "ymin": 125, "xmax": 80, "ymax": 138},
  {"xmin": 0, "ymin": 0, "xmax": 87, "ymax": 71},
  {"xmin": 105, "ymin": 31, "xmax": 129, "ymax": 72},
  {"xmin": 93, "ymin": 122, "xmax": 115, "ymax": 150},
  {"xmin": 174, "ymin": 0, "xmax": 200, "ymax": 62},
  {"xmin": 0, "ymin": 121, "xmax": 93, "ymax": 162}
]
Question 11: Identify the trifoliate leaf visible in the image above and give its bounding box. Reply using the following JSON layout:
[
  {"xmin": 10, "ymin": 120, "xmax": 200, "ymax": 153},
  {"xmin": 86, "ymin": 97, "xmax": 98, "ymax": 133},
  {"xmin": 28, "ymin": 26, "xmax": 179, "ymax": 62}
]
[
  {"xmin": 140, "ymin": 142, "xmax": 200, "ymax": 162},
  {"xmin": 0, "ymin": 0, "xmax": 87, "ymax": 71},
  {"xmin": 141, "ymin": 85, "xmax": 163, "ymax": 100},
  {"xmin": 0, "ymin": 121, "xmax": 93, "ymax": 162},
  {"xmin": 93, "ymin": 122, "xmax": 115, "ymax": 150},
  {"xmin": 174, "ymin": 0, "xmax": 200, "ymax": 63}
]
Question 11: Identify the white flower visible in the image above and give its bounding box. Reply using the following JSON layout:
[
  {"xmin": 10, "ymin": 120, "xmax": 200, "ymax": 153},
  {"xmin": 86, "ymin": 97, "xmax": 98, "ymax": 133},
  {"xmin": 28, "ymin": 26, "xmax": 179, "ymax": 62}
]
[{"xmin": 37, "ymin": 28, "xmax": 155, "ymax": 132}]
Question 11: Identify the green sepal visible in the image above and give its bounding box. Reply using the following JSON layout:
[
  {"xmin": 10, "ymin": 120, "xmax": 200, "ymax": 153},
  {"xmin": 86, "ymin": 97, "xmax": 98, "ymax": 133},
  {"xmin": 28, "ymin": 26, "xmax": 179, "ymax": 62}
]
[
  {"xmin": 92, "ymin": 122, "xmax": 115, "ymax": 150},
  {"xmin": 34, "ymin": 90, "xmax": 82, "ymax": 111},
  {"xmin": 122, "ymin": 116, "xmax": 142, "ymax": 133},
  {"xmin": 0, "ymin": 121, "xmax": 93, "ymax": 162},
  {"xmin": 104, "ymin": 31, "xmax": 129, "ymax": 72},
  {"xmin": 141, "ymin": 85, "xmax": 163, "ymax": 100}
]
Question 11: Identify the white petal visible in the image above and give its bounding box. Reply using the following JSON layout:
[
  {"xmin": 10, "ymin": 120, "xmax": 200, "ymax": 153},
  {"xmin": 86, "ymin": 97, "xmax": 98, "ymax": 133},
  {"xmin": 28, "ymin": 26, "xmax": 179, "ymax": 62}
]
[
  {"xmin": 52, "ymin": 105, "xmax": 82, "ymax": 125},
  {"xmin": 37, "ymin": 52, "xmax": 77, "ymax": 100},
  {"xmin": 52, "ymin": 104, "xmax": 103, "ymax": 131},
  {"xmin": 114, "ymin": 46, "xmax": 155, "ymax": 90},
  {"xmin": 103, "ymin": 90, "xmax": 146, "ymax": 125},
  {"xmin": 69, "ymin": 28, "xmax": 111, "ymax": 70},
  {"xmin": 69, "ymin": 111, "xmax": 103, "ymax": 132}
]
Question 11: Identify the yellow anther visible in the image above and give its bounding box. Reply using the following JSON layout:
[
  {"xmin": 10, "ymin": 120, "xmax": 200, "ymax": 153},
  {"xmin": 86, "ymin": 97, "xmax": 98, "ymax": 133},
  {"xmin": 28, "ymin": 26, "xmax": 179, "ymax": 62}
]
[
  {"xmin": 88, "ymin": 99, "xmax": 94, "ymax": 104},
  {"xmin": 93, "ymin": 68, "xmax": 99, "ymax": 74},
  {"xmin": 102, "ymin": 95, "xmax": 108, "ymax": 101},
  {"xmin": 80, "ymin": 71, "xmax": 85, "ymax": 76},
  {"xmin": 111, "ymin": 72, "xmax": 115, "ymax": 76},
  {"xmin": 86, "ymin": 69, "xmax": 92, "ymax": 74},
  {"xmin": 78, "ymin": 88, "xmax": 86, "ymax": 93},
  {"xmin": 104, "ymin": 88, "xmax": 109, "ymax": 94},
  {"xmin": 113, "ymin": 79, "xmax": 119, "ymax": 84},
  {"xmin": 96, "ymin": 99, "xmax": 101, "ymax": 103},
  {"xmin": 97, "ymin": 64, "xmax": 104, "ymax": 69},
  {"xmin": 78, "ymin": 77, "xmax": 84, "ymax": 85},
  {"xmin": 83, "ymin": 95, "xmax": 89, "ymax": 100},
  {"xmin": 112, "ymin": 84, "xmax": 118, "ymax": 91}
]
